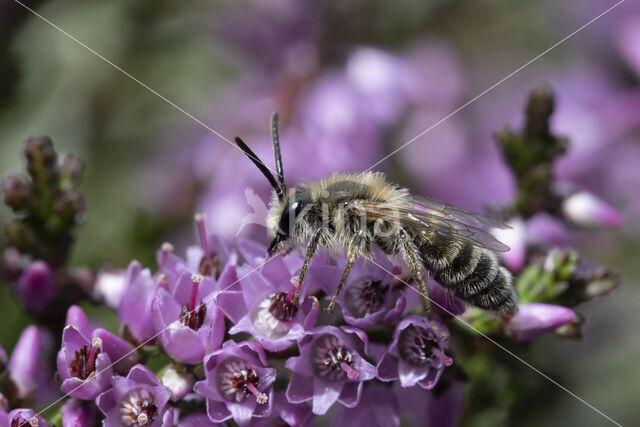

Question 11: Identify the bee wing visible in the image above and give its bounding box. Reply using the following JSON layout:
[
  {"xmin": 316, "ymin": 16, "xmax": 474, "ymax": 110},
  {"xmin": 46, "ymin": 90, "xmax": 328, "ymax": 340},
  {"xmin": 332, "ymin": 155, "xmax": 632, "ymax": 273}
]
[
  {"xmin": 412, "ymin": 195, "xmax": 511, "ymax": 230},
  {"xmin": 354, "ymin": 201, "xmax": 511, "ymax": 252}
]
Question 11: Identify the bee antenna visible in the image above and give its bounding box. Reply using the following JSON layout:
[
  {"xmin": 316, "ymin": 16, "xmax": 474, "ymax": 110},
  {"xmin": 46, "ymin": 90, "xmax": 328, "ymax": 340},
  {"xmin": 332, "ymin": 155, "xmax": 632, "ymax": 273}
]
[
  {"xmin": 271, "ymin": 112, "xmax": 286, "ymax": 195},
  {"xmin": 234, "ymin": 137, "xmax": 284, "ymax": 201}
]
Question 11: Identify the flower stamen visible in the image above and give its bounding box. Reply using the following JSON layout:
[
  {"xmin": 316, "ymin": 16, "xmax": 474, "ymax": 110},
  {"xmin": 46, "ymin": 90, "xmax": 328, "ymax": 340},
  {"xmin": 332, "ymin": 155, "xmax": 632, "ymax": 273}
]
[{"xmin": 195, "ymin": 213, "xmax": 221, "ymax": 278}]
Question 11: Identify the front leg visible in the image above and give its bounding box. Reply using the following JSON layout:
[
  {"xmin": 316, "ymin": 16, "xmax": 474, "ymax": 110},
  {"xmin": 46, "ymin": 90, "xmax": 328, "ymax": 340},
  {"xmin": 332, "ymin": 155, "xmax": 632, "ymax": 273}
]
[
  {"xmin": 291, "ymin": 228, "xmax": 322, "ymax": 305},
  {"xmin": 327, "ymin": 230, "xmax": 367, "ymax": 312}
]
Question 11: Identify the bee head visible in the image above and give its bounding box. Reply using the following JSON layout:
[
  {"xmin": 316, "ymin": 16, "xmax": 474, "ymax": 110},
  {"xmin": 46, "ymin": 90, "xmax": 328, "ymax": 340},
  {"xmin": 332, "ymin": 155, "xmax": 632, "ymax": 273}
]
[
  {"xmin": 266, "ymin": 186, "xmax": 312, "ymax": 255},
  {"xmin": 235, "ymin": 112, "xmax": 301, "ymax": 255}
]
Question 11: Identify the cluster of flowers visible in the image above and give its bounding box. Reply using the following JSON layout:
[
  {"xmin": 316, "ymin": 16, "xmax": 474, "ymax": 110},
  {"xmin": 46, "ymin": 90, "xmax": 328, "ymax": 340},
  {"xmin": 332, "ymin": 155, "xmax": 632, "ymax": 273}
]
[{"xmin": 3, "ymin": 205, "xmax": 610, "ymax": 427}]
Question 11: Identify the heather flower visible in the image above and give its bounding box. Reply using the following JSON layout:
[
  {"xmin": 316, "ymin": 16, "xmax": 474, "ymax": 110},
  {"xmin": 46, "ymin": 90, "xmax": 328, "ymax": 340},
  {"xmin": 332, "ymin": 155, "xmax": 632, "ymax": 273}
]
[
  {"xmin": 333, "ymin": 382, "xmax": 400, "ymax": 427},
  {"xmin": 193, "ymin": 340, "xmax": 277, "ymax": 426},
  {"xmin": 56, "ymin": 325, "xmax": 112, "ymax": 400},
  {"xmin": 402, "ymin": 279, "xmax": 466, "ymax": 318},
  {"xmin": 157, "ymin": 214, "xmax": 236, "ymax": 282},
  {"xmin": 228, "ymin": 245, "xmax": 320, "ymax": 351},
  {"xmin": 504, "ymin": 303, "xmax": 576, "ymax": 342},
  {"xmin": 15, "ymin": 260, "xmax": 55, "ymax": 312},
  {"xmin": 251, "ymin": 393, "xmax": 314, "ymax": 427},
  {"xmin": 3, "ymin": 408, "xmax": 49, "ymax": 427},
  {"xmin": 62, "ymin": 399, "xmax": 97, "ymax": 426},
  {"xmin": 377, "ymin": 316, "xmax": 452, "ymax": 390},
  {"xmin": 152, "ymin": 272, "xmax": 226, "ymax": 364},
  {"xmin": 313, "ymin": 258, "xmax": 406, "ymax": 328},
  {"xmin": 285, "ymin": 326, "xmax": 376, "ymax": 415},
  {"xmin": 96, "ymin": 364, "xmax": 172, "ymax": 427},
  {"xmin": 118, "ymin": 260, "xmax": 158, "ymax": 346},
  {"xmin": 394, "ymin": 379, "xmax": 465, "ymax": 427},
  {"xmin": 561, "ymin": 191, "xmax": 623, "ymax": 228},
  {"xmin": 64, "ymin": 305, "xmax": 138, "ymax": 375}
]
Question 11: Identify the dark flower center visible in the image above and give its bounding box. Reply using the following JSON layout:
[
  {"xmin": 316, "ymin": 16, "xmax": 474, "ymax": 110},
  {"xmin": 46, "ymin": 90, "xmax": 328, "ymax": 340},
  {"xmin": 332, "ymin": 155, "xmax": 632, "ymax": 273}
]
[
  {"xmin": 120, "ymin": 388, "xmax": 158, "ymax": 426},
  {"xmin": 312, "ymin": 335, "xmax": 359, "ymax": 381},
  {"xmin": 268, "ymin": 292, "xmax": 299, "ymax": 322},
  {"xmin": 180, "ymin": 302, "xmax": 207, "ymax": 330},
  {"xmin": 216, "ymin": 357, "xmax": 268, "ymax": 404},
  {"xmin": 69, "ymin": 337, "xmax": 101, "ymax": 380},
  {"xmin": 398, "ymin": 325, "xmax": 451, "ymax": 367},
  {"xmin": 199, "ymin": 253, "xmax": 221, "ymax": 279},
  {"xmin": 181, "ymin": 274, "xmax": 207, "ymax": 330},
  {"xmin": 345, "ymin": 277, "xmax": 389, "ymax": 317},
  {"xmin": 10, "ymin": 415, "xmax": 36, "ymax": 427}
]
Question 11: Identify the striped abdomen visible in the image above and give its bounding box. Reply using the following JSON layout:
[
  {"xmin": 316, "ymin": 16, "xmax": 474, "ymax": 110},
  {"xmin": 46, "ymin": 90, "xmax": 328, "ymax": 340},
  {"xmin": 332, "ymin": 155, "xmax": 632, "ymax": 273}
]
[{"xmin": 415, "ymin": 232, "xmax": 518, "ymax": 316}]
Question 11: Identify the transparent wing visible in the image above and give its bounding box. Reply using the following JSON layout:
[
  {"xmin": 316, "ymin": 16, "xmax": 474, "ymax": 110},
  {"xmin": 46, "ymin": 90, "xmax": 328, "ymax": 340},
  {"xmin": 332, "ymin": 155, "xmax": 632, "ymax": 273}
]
[
  {"xmin": 354, "ymin": 201, "xmax": 511, "ymax": 252},
  {"xmin": 412, "ymin": 195, "xmax": 511, "ymax": 230}
]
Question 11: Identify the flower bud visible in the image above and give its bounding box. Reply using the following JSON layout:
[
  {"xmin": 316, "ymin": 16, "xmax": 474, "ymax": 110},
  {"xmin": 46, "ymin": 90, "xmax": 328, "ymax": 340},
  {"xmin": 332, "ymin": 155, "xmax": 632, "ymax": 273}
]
[
  {"xmin": 8, "ymin": 326, "xmax": 40, "ymax": 400},
  {"xmin": 504, "ymin": 303, "xmax": 576, "ymax": 342},
  {"xmin": 2, "ymin": 247, "xmax": 24, "ymax": 281},
  {"xmin": 2, "ymin": 174, "xmax": 32, "ymax": 212},
  {"xmin": 59, "ymin": 154, "xmax": 84, "ymax": 189},
  {"xmin": 491, "ymin": 217, "xmax": 526, "ymax": 271},
  {"xmin": 161, "ymin": 365, "xmax": 194, "ymax": 402},
  {"xmin": 16, "ymin": 261, "xmax": 55, "ymax": 311},
  {"xmin": 562, "ymin": 191, "xmax": 623, "ymax": 228}
]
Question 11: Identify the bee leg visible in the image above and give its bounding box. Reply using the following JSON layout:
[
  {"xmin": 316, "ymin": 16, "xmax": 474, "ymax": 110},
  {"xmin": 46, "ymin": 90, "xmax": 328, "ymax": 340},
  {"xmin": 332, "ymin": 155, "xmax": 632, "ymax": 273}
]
[
  {"xmin": 398, "ymin": 230, "xmax": 431, "ymax": 314},
  {"xmin": 327, "ymin": 230, "xmax": 365, "ymax": 312},
  {"xmin": 291, "ymin": 228, "xmax": 322, "ymax": 305},
  {"xmin": 397, "ymin": 230, "xmax": 449, "ymax": 340}
]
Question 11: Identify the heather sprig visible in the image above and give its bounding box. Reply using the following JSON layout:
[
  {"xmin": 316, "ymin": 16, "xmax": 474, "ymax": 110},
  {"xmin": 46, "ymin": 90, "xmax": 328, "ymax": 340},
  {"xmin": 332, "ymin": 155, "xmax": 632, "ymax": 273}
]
[{"xmin": 0, "ymin": 87, "xmax": 623, "ymax": 426}]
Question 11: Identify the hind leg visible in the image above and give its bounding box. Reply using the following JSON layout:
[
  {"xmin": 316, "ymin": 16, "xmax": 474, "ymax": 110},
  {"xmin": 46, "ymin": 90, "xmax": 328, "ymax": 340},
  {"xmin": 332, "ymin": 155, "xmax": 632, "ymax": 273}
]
[
  {"xmin": 397, "ymin": 229, "xmax": 449, "ymax": 340},
  {"xmin": 397, "ymin": 229, "xmax": 432, "ymax": 315}
]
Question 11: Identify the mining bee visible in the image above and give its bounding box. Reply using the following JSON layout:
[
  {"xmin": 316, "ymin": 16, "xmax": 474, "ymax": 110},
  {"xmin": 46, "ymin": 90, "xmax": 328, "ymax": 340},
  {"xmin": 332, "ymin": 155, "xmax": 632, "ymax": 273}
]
[{"xmin": 234, "ymin": 113, "xmax": 518, "ymax": 317}]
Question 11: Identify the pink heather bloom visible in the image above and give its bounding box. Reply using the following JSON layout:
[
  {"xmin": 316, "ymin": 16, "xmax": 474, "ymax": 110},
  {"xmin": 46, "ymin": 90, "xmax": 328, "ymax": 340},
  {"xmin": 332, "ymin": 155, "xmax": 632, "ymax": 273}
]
[
  {"xmin": 2, "ymin": 408, "xmax": 50, "ymax": 427},
  {"xmin": 152, "ymin": 272, "xmax": 226, "ymax": 365},
  {"xmin": 56, "ymin": 325, "xmax": 113, "ymax": 400},
  {"xmin": 118, "ymin": 261, "xmax": 157, "ymax": 345},
  {"xmin": 377, "ymin": 316, "xmax": 452, "ymax": 390},
  {"xmin": 561, "ymin": 191, "xmax": 623, "ymax": 228},
  {"xmin": 193, "ymin": 341, "xmax": 277, "ymax": 426},
  {"xmin": 285, "ymin": 326, "xmax": 376, "ymax": 415},
  {"xmin": 313, "ymin": 257, "xmax": 407, "ymax": 328},
  {"xmin": 228, "ymin": 243, "xmax": 320, "ymax": 352},
  {"xmin": 504, "ymin": 303, "xmax": 576, "ymax": 342},
  {"xmin": 96, "ymin": 365, "xmax": 173, "ymax": 427}
]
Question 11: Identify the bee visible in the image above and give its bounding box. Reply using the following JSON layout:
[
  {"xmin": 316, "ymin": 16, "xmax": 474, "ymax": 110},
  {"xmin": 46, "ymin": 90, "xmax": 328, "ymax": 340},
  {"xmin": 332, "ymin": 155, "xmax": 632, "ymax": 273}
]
[{"xmin": 234, "ymin": 113, "xmax": 518, "ymax": 317}]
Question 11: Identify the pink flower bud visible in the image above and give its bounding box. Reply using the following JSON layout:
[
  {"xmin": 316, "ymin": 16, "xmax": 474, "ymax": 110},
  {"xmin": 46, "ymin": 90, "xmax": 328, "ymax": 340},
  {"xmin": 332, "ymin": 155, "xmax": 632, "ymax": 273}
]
[
  {"xmin": 505, "ymin": 303, "xmax": 576, "ymax": 342},
  {"xmin": 562, "ymin": 191, "xmax": 622, "ymax": 228},
  {"xmin": 16, "ymin": 261, "xmax": 55, "ymax": 311}
]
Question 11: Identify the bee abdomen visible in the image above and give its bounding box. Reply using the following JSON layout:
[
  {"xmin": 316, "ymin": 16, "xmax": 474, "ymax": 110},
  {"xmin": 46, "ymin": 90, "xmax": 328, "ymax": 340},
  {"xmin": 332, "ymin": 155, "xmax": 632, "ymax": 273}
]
[
  {"xmin": 434, "ymin": 243, "xmax": 481, "ymax": 287},
  {"xmin": 454, "ymin": 251, "xmax": 499, "ymax": 299},
  {"xmin": 418, "ymin": 233, "xmax": 463, "ymax": 271},
  {"xmin": 469, "ymin": 266, "xmax": 518, "ymax": 316},
  {"xmin": 422, "ymin": 238, "xmax": 518, "ymax": 316}
]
